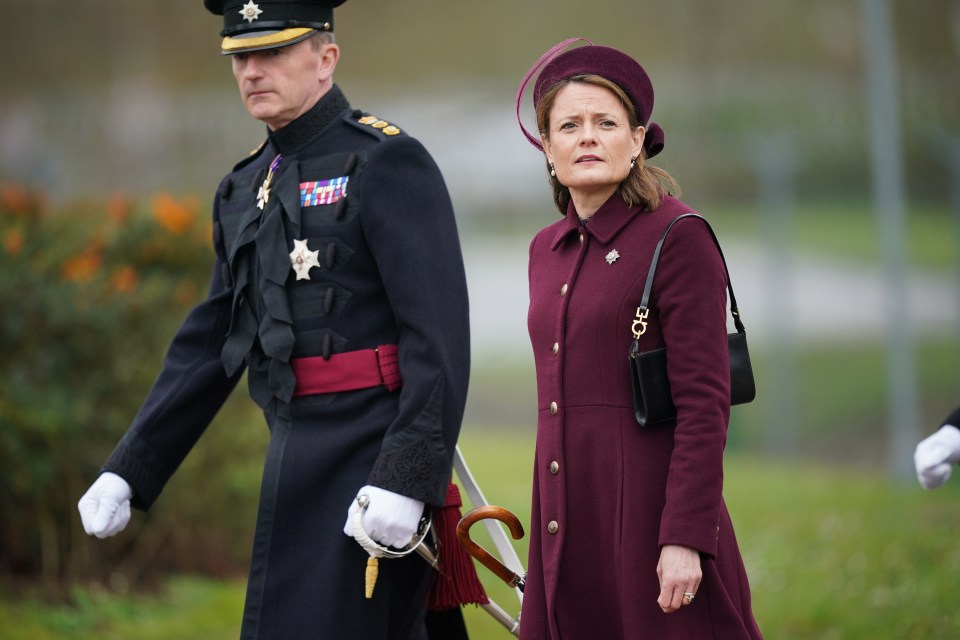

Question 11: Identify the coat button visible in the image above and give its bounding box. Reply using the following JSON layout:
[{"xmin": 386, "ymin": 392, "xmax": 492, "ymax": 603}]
[
  {"xmin": 324, "ymin": 287, "xmax": 335, "ymax": 314},
  {"xmin": 325, "ymin": 242, "xmax": 338, "ymax": 269},
  {"xmin": 579, "ymin": 233, "xmax": 584, "ymax": 245},
  {"xmin": 560, "ymin": 283, "xmax": 568, "ymax": 296},
  {"xmin": 549, "ymin": 461, "xmax": 559, "ymax": 474},
  {"xmin": 220, "ymin": 263, "xmax": 233, "ymax": 289},
  {"xmin": 547, "ymin": 521, "xmax": 559, "ymax": 534},
  {"xmin": 551, "ymin": 342, "xmax": 559, "ymax": 355},
  {"xmin": 334, "ymin": 198, "xmax": 349, "ymax": 222},
  {"xmin": 549, "ymin": 402, "xmax": 558, "ymax": 415}
]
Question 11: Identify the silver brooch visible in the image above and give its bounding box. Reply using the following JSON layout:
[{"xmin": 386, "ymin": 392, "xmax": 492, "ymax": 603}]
[
  {"xmin": 605, "ymin": 249, "xmax": 620, "ymax": 265},
  {"xmin": 289, "ymin": 239, "xmax": 320, "ymax": 280}
]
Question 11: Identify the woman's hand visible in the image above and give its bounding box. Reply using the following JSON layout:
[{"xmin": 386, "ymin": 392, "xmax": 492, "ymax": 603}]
[{"xmin": 656, "ymin": 544, "xmax": 702, "ymax": 613}]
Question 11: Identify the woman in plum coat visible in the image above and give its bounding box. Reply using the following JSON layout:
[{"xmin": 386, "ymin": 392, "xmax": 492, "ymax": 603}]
[{"xmin": 516, "ymin": 39, "xmax": 764, "ymax": 640}]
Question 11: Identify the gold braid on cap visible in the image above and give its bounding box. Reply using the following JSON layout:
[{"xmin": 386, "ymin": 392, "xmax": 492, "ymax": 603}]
[{"xmin": 221, "ymin": 27, "xmax": 316, "ymax": 53}]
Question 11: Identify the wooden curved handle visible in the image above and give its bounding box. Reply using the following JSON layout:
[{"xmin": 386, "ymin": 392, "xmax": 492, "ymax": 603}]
[{"xmin": 456, "ymin": 506, "xmax": 525, "ymax": 588}]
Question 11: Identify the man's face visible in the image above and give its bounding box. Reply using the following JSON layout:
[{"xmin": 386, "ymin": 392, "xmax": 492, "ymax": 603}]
[{"xmin": 231, "ymin": 38, "xmax": 338, "ymax": 130}]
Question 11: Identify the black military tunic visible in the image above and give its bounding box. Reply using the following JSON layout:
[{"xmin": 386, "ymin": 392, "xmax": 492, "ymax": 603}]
[{"xmin": 102, "ymin": 85, "xmax": 471, "ymax": 639}]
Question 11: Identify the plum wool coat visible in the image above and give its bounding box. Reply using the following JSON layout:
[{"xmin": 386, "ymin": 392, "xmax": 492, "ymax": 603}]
[{"xmin": 520, "ymin": 193, "xmax": 763, "ymax": 640}]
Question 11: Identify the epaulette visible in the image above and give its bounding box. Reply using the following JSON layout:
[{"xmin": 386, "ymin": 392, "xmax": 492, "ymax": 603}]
[
  {"xmin": 231, "ymin": 139, "xmax": 269, "ymax": 171},
  {"xmin": 345, "ymin": 111, "xmax": 403, "ymax": 139}
]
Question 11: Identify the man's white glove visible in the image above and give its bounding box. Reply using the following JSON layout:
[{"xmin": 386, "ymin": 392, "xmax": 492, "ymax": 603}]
[
  {"xmin": 343, "ymin": 485, "xmax": 425, "ymax": 549},
  {"xmin": 914, "ymin": 425, "xmax": 960, "ymax": 490},
  {"xmin": 77, "ymin": 472, "xmax": 134, "ymax": 538}
]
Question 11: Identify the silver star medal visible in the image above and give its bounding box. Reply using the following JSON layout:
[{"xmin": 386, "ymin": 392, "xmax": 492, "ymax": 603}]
[
  {"xmin": 605, "ymin": 249, "xmax": 620, "ymax": 265},
  {"xmin": 256, "ymin": 178, "xmax": 271, "ymax": 210},
  {"xmin": 256, "ymin": 164, "xmax": 278, "ymax": 210},
  {"xmin": 257, "ymin": 155, "xmax": 283, "ymax": 210},
  {"xmin": 289, "ymin": 239, "xmax": 320, "ymax": 280},
  {"xmin": 239, "ymin": 1, "xmax": 263, "ymax": 23}
]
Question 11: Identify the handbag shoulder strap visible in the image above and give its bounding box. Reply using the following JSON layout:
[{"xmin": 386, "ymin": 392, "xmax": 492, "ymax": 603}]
[{"xmin": 639, "ymin": 213, "xmax": 746, "ymax": 334}]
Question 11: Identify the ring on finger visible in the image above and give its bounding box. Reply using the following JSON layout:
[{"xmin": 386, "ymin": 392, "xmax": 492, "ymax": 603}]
[{"xmin": 682, "ymin": 592, "xmax": 696, "ymax": 604}]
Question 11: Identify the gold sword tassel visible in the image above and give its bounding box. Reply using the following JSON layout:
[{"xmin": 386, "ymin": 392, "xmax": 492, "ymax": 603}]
[
  {"xmin": 365, "ymin": 555, "xmax": 379, "ymax": 599},
  {"xmin": 355, "ymin": 495, "xmax": 382, "ymax": 599}
]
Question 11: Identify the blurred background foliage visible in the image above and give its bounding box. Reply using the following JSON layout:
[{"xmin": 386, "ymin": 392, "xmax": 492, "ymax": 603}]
[
  {"xmin": 0, "ymin": 186, "xmax": 265, "ymax": 588},
  {"xmin": 4, "ymin": 0, "xmax": 959, "ymax": 207},
  {"xmin": 1, "ymin": 0, "xmax": 959, "ymax": 638}
]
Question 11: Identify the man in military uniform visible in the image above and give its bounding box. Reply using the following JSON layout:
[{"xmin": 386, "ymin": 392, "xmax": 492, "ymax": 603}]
[{"xmin": 76, "ymin": 2, "xmax": 472, "ymax": 638}]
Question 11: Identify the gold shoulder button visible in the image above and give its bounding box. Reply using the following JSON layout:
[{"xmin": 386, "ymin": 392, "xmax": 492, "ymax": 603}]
[
  {"xmin": 372, "ymin": 120, "xmax": 389, "ymax": 129},
  {"xmin": 383, "ymin": 125, "xmax": 401, "ymax": 136},
  {"xmin": 358, "ymin": 115, "xmax": 378, "ymax": 125}
]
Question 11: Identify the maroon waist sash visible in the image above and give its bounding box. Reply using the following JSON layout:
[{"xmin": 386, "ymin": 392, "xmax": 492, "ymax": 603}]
[{"xmin": 290, "ymin": 345, "xmax": 402, "ymax": 397}]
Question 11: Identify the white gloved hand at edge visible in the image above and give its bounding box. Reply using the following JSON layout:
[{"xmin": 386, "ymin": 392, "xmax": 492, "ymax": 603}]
[
  {"xmin": 914, "ymin": 424, "xmax": 960, "ymax": 490},
  {"xmin": 78, "ymin": 472, "xmax": 133, "ymax": 538},
  {"xmin": 342, "ymin": 485, "xmax": 425, "ymax": 549}
]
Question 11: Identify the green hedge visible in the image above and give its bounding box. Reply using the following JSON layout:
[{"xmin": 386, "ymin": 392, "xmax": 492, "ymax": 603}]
[{"xmin": 0, "ymin": 185, "xmax": 265, "ymax": 586}]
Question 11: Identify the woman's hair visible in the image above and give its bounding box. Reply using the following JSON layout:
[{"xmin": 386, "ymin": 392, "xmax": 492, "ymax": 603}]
[{"xmin": 535, "ymin": 74, "xmax": 680, "ymax": 215}]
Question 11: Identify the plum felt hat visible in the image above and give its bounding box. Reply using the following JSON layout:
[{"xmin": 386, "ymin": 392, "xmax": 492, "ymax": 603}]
[{"xmin": 516, "ymin": 38, "xmax": 665, "ymax": 159}]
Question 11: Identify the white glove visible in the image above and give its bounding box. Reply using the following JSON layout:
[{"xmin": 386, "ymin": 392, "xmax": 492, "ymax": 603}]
[
  {"xmin": 914, "ymin": 425, "xmax": 960, "ymax": 490},
  {"xmin": 342, "ymin": 485, "xmax": 425, "ymax": 549},
  {"xmin": 78, "ymin": 472, "xmax": 134, "ymax": 538}
]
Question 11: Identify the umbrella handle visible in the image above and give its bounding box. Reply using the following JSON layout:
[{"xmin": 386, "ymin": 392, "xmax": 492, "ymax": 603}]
[{"xmin": 456, "ymin": 506, "xmax": 526, "ymax": 591}]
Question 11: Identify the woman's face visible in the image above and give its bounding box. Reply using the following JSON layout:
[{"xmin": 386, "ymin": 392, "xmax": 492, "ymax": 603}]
[{"xmin": 541, "ymin": 82, "xmax": 644, "ymax": 204}]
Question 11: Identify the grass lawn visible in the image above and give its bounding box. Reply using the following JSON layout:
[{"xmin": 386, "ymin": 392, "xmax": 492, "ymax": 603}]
[
  {"xmin": 707, "ymin": 200, "xmax": 958, "ymax": 270},
  {"xmin": 457, "ymin": 427, "xmax": 960, "ymax": 639},
  {"xmin": 4, "ymin": 426, "xmax": 960, "ymax": 639}
]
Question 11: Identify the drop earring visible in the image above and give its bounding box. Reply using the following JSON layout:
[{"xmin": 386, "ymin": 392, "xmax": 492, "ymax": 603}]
[
  {"xmin": 630, "ymin": 157, "xmax": 637, "ymax": 168},
  {"xmin": 549, "ymin": 163, "xmax": 556, "ymax": 177}
]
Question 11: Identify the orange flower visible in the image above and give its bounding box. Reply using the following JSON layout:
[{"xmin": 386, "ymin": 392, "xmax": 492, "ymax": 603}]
[
  {"xmin": 110, "ymin": 265, "xmax": 138, "ymax": 293},
  {"xmin": 106, "ymin": 193, "xmax": 133, "ymax": 224},
  {"xmin": 61, "ymin": 249, "xmax": 102, "ymax": 282},
  {"xmin": 1, "ymin": 183, "xmax": 31, "ymax": 217},
  {"xmin": 151, "ymin": 193, "xmax": 197, "ymax": 235},
  {"xmin": 3, "ymin": 229, "xmax": 24, "ymax": 255}
]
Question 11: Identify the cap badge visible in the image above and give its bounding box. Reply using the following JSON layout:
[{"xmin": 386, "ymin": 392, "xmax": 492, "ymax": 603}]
[
  {"xmin": 290, "ymin": 239, "xmax": 321, "ymax": 281},
  {"xmin": 605, "ymin": 249, "xmax": 620, "ymax": 265},
  {"xmin": 239, "ymin": 1, "xmax": 264, "ymax": 23}
]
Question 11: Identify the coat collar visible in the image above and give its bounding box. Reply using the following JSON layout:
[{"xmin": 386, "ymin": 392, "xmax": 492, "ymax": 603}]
[
  {"xmin": 268, "ymin": 84, "xmax": 351, "ymax": 156},
  {"xmin": 549, "ymin": 193, "xmax": 643, "ymax": 250}
]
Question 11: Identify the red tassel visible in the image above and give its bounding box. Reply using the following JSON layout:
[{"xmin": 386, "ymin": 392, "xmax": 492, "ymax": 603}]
[{"xmin": 426, "ymin": 482, "xmax": 489, "ymax": 611}]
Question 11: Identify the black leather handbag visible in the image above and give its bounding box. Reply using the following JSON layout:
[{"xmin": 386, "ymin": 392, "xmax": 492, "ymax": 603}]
[{"xmin": 628, "ymin": 213, "xmax": 756, "ymax": 426}]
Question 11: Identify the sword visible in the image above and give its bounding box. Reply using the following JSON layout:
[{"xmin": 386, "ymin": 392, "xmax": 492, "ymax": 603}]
[
  {"xmin": 452, "ymin": 445, "xmax": 526, "ymax": 599},
  {"xmin": 412, "ymin": 445, "xmax": 526, "ymax": 636},
  {"xmin": 415, "ymin": 543, "xmax": 521, "ymax": 637},
  {"xmin": 416, "ymin": 445, "xmax": 525, "ymax": 638}
]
